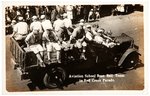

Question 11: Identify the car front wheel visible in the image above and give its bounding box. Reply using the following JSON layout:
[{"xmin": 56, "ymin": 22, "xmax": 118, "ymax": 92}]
[{"xmin": 121, "ymin": 52, "xmax": 139, "ymax": 70}]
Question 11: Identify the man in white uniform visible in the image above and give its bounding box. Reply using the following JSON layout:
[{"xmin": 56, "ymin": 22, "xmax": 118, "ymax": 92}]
[
  {"xmin": 63, "ymin": 13, "xmax": 73, "ymax": 36},
  {"xmin": 40, "ymin": 15, "xmax": 53, "ymax": 32},
  {"xmin": 30, "ymin": 16, "xmax": 43, "ymax": 33},
  {"xmin": 42, "ymin": 28, "xmax": 61, "ymax": 63},
  {"xmin": 85, "ymin": 25, "xmax": 94, "ymax": 41},
  {"xmin": 63, "ymin": 13, "xmax": 72, "ymax": 29},
  {"xmin": 12, "ymin": 16, "xmax": 29, "ymax": 41},
  {"xmin": 53, "ymin": 15, "xmax": 66, "ymax": 42}
]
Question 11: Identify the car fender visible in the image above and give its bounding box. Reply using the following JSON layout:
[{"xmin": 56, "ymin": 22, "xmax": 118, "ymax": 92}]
[{"xmin": 118, "ymin": 48, "xmax": 139, "ymax": 67}]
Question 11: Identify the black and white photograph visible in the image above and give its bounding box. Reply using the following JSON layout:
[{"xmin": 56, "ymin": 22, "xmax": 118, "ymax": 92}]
[{"xmin": 4, "ymin": 2, "xmax": 145, "ymax": 93}]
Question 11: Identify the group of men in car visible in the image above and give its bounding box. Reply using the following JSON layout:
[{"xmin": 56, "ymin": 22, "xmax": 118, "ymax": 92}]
[{"xmin": 11, "ymin": 14, "xmax": 116, "ymax": 67}]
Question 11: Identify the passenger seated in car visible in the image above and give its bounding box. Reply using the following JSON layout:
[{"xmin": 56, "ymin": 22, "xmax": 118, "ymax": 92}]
[
  {"xmin": 91, "ymin": 24, "xmax": 100, "ymax": 35},
  {"xmin": 63, "ymin": 13, "xmax": 73, "ymax": 36},
  {"xmin": 85, "ymin": 24, "xmax": 94, "ymax": 41},
  {"xmin": 30, "ymin": 16, "xmax": 43, "ymax": 41},
  {"xmin": 42, "ymin": 28, "xmax": 61, "ymax": 64},
  {"xmin": 106, "ymin": 30, "xmax": 113, "ymax": 37},
  {"xmin": 101, "ymin": 29, "xmax": 114, "ymax": 42},
  {"xmin": 69, "ymin": 22, "xmax": 87, "ymax": 60},
  {"xmin": 25, "ymin": 28, "xmax": 45, "ymax": 67},
  {"xmin": 53, "ymin": 15, "xmax": 66, "ymax": 42},
  {"xmin": 94, "ymin": 29, "xmax": 116, "ymax": 48},
  {"xmin": 94, "ymin": 29, "xmax": 105, "ymax": 44},
  {"xmin": 103, "ymin": 30, "xmax": 117, "ymax": 48}
]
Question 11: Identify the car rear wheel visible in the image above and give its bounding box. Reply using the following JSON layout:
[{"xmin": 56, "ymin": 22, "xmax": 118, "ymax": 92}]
[
  {"xmin": 121, "ymin": 52, "xmax": 139, "ymax": 70},
  {"xmin": 43, "ymin": 67, "xmax": 66, "ymax": 89}
]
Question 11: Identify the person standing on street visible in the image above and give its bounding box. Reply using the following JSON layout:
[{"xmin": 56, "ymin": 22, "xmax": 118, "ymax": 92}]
[{"xmin": 12, "ymin": 16, "xmax": 29, "ymax": 46}]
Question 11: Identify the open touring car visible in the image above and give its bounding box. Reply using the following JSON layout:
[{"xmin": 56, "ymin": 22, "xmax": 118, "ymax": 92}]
[{"xmin": 10, "ymin": 32, "xmax": 141, "ymax": 89}]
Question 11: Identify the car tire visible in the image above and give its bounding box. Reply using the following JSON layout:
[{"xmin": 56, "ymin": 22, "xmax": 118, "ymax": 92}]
[
  {"xmin": 121, "ymin": 52, "xmax": 139, "ymax": 70},
  {"xmin": 43, "ymin": 67, "xmax": 66, "ymax": 89}
]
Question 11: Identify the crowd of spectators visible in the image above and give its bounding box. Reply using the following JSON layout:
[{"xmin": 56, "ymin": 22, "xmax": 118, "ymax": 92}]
[{"xmin": 5, "ymin": 4, "xmax": 143, "ymax": 34}]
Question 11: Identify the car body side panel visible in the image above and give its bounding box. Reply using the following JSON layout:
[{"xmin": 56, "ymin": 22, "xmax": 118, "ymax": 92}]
[{"xmin": 10, "ymin": 37, "xmax": 25, "ymax": 69}]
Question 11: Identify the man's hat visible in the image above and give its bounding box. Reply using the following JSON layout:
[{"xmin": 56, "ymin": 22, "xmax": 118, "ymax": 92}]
[
  {"xmin": 79, "ymin": 22, "xmax": 84, "ymax": 26},
  {"xmin": 97, "ymin": 28, "xmax": 105, "ymax": 33},
  {"xmin": 86, "ymin": 24, "xmax": 91, "ymax": 28},
  {"xmin": 80, "ymin": 19, "xmax": 84, "ymax": 23},
  {"xmin": 32, "ymin": 16, "xmax": 37, "ymax": 20},
  {"xmin": 63, "ymin": 13, "xmax": 67, "ymax": 18},
  {"xmin": 40, "ymin": 15, "xmax": 46, "ymax": 20},
  {"xmin": 18, "ymin": 16, "xmax": 23, "ymax": 21},
  {"xmin": 11, "ymin": 20, "xmax": 16, "ymax": 23}
]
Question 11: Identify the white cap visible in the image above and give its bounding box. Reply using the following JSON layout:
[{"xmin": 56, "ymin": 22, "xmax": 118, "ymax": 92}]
[
  {"xmin": 63, "ymin": 13, "xmax": 67, "ymax": 17},
  {"xmin": 32, "ymin": 16, "xmax": 37, "ymax": 20},
  {"xmin": 97, "ymin": 29, "xmax": 104, "ymax": 33},
  {"xmin": 86, "ymin": 24, "xmax": 91, "ymax": 28},
  {"xmin": 80, "ymin": 19, "xmax": 84, "ymax": 23},
  {"xmin": 11, "ymin": 20, "xmax": 16, "ymax": 23},
  {"xmin": 18, "ymin": 16, "xmax": 23, "ymax": 21},
  {"xmin": 79, "ymin": 22, "xmax": 84, "ymax": 26},
  {"xmin": 40, "ymin": 15, "xmax": 45, "ymax": 20}
]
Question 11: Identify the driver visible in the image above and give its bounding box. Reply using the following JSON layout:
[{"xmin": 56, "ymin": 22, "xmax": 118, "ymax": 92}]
[{"xmin": 94, "ymin": 28, "xmax": 116, "ymax": 48}]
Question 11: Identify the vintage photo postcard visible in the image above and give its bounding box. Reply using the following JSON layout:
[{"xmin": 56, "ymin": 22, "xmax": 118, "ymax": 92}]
[{"xmin": 2, "ymin": 0, "xmax": 147, "ymax": 95}]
